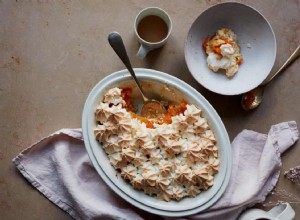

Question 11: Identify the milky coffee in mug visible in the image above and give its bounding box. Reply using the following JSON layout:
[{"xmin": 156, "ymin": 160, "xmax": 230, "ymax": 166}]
[{"xmin": 134, "ymin": 7, "xmax": 172, "ymax": 59}]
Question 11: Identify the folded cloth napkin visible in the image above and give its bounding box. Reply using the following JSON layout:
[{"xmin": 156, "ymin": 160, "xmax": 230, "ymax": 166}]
[{"xmin": 13, "ymin": 121, "xmax": 299, "ymax": 220}]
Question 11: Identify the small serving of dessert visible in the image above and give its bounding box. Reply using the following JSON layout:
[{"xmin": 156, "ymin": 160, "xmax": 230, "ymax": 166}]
[
  {"xmin": 94, "ymin": 87, "xmax": 220, "ymax": 201},
  {"xmin": 203, "ymin": 28, "xmax": 243, "ymax": 77}
]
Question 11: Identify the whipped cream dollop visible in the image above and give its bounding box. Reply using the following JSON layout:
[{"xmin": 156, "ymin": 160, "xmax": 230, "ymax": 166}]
[
  {"xmin": 94, "ymin": 87, "xmax": 220, "ymax": 201},
  {"xmin": 203, "ymin": 28, "xmax": 243, "ymax": 77}
]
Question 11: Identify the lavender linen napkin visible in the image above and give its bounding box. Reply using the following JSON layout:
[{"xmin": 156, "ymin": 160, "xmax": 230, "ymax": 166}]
[{"xmin": 13, "ymin": 121, "xmax": 298, "ymax": 220}]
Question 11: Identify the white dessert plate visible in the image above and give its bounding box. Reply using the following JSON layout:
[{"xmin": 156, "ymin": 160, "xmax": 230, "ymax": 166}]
[
  {"xmin": 82, "ymin": 68, "xmax": 232, "ymax": 217},
  {"xmin": 185, "ymin": 2, "xmax": 276, "ymax": 95}
]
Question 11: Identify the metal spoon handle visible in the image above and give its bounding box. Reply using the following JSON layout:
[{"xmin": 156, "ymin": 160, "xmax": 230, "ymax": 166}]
[
  {"xmin": 108, "ymin": 32, "xmax": 148, "ymax": 102},
  {"xmin": 266, "ymin": 44, "xmax": 300, "ymax": 84}
]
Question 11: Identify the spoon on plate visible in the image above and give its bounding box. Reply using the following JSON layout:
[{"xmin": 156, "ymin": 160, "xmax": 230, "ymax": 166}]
[
  {"xmin": 108, "ymin": 32, "xmax": 167, "ymax": 118},
  {"xmin": 241, "ymin": 45, "xmax": 300, "ymax": 110}
]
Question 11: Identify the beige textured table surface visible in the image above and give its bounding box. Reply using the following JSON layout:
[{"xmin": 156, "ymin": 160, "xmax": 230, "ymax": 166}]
[{"xmin": 1, "ymin": 0, "xmax": 300, "ymax": 219}]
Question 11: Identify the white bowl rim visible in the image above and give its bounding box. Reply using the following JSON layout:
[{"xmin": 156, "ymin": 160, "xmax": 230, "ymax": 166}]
[
  {"xmin": 82, "ymin": 68, "xmax": 232, "ymax": 216},
  {"xmin": 184, "ymin": 2, "xmax": 277, "ymax": 95}
]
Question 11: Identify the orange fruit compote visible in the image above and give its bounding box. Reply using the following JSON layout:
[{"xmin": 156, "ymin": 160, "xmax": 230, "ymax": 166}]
[{"xmin": 121, "ymin": 88, "xmax": 187, "ymax": 128}]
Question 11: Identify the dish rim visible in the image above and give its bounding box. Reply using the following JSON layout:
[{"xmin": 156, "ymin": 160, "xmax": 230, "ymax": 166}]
[
  {"xmin": 82, "ymin": 68, "xmax": 232, "ymax": 216},
  {"xmin": 184, "ymin": 2, "xmax": 277, "ymax": 95}
]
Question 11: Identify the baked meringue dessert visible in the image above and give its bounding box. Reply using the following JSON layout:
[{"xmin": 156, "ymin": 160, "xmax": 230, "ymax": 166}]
[
  {"xmin": 203, "ymin": 28, "xmax": 243, "ymax": 77},
  {"xmin": 94, "ymin": 87, "xmax": 220, "ymax": 201}
]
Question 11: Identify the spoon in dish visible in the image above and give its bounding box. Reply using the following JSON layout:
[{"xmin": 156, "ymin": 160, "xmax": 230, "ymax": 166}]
[
  {"xmin": 108, "ymin": 32, "xmax": 167, "ymax": 118},
  {"xmin": 241, "ymin": 45, "xmax": 300, "ymax": 110}
]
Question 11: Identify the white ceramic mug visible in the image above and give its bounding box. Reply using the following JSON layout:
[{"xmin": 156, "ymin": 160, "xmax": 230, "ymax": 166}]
[{"xmin": 134, "ymin": 7, "xmax": 172, "ymax": 59}]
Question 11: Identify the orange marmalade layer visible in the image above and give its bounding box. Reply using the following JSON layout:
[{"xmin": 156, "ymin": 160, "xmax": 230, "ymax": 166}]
[
  {"xmin": 121, "ymin": 88, "xmax": 187, "ymax": 128},
  {"xmin": 203, "ymin": 35, "xmax": 243, "ymax": 65}
]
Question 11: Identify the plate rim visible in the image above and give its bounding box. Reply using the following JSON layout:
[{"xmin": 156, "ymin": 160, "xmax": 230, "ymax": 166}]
[
  {"xmin": 82, "ymin": 68, "xmax": 232, "ymax": 216},
  {"xmin": 184, "ymin": 2, "xmax": 277, "ymax": 95}
]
